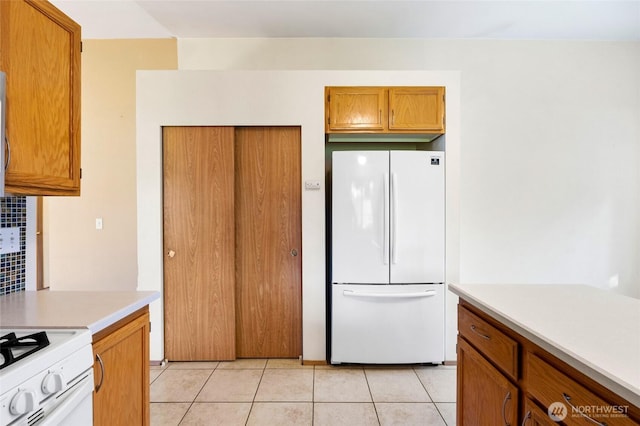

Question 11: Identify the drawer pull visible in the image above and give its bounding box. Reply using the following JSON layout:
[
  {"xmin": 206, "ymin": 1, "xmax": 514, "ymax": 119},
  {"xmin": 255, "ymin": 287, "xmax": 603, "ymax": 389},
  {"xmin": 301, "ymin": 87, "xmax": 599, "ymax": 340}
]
[
  {"xmin": 562, "ymin": 393, "xmax": 607, "ymax": 426},
  {"xmin": 521, "ymin": 410, "xmax": 531, "ymax": 426},
  {"xmin": 470, "ymin": 324, "xmax": 491, "ymax": 340},
  {"xmin": 502, "ymin": 391, "xmax": 512, "ymax": 425}
]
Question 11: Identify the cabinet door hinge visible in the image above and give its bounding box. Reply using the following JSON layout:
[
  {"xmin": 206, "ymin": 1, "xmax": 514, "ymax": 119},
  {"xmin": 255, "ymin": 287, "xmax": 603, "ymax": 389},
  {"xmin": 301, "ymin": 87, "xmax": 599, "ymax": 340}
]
[
  {"xmin": 149, "ymin": 321, "xmax": 152, "ymax": 332},
  {"xmin": 80, "ymin": 168, "xmax": 82, "ymax": 179},
  {"xmin": 80, "ymin": 41, "xmax": 83, "ymax": 53}
]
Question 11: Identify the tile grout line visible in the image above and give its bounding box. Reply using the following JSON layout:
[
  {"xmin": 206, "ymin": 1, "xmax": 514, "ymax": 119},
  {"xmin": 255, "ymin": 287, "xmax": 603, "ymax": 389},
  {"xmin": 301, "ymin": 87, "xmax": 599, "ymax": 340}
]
[
  {"xmin": 244, "ymin": 360, "xmax": 267, "ymax": 425},
  {"xmin": 363, "ymin": 368, "xmax": 382, "ymax": 426},
  {"xmin": 177, "ymin": 362, "xmax": 219, "ymax": 425},
  {"xmin": 311, "ymin": 366, "xmax": 316, "ymax": 425},
  {"xmin": 413, "ymin": 366, "xmax": 456, "ymax": 425}
]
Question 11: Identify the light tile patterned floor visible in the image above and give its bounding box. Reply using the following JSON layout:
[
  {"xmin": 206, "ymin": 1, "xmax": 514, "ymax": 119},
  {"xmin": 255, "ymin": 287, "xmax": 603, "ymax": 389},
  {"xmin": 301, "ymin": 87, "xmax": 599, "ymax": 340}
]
[{"xmin": 150, "ymin": 359, "xmax": 456, "ymax": 425}]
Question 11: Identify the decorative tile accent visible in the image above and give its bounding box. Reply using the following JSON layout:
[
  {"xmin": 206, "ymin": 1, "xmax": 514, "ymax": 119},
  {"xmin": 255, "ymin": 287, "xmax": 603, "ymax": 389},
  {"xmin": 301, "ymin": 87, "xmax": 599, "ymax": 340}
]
[{"xmin": 0, "ymin": 196, "xmax": 26, "ymax": 296}]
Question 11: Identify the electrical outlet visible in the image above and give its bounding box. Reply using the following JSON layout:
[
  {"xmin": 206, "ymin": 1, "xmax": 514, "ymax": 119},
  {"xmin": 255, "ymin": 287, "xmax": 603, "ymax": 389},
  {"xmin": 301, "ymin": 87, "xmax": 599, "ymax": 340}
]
[{"xmin": 0, "ymin": 227, "xmax": 21, "ymax": 255}]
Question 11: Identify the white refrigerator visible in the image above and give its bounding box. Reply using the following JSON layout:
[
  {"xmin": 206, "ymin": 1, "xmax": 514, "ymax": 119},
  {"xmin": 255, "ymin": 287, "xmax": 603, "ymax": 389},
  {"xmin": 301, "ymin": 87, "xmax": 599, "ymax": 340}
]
[{"xmin": 331, "ymin": 150, "xmax": 445, "ymax": 364}]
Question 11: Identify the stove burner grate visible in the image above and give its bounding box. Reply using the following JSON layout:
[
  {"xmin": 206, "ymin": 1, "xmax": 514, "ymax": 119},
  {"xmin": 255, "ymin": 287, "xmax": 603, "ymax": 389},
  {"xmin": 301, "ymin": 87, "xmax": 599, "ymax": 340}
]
[{"xmin": 0, "ymin": 331, "xmax": 50, "ymax": 370}]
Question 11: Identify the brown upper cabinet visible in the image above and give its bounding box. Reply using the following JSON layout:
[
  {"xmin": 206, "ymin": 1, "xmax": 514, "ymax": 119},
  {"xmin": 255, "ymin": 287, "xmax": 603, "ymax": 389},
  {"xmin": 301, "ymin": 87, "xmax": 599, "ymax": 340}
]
[
  {"xmin": 325, "ymin": 86, "xmax": 445, "ymax": 134},
  {"xmin": 0, "ymin": 0, "xmax": 82, "ymax": 196}
]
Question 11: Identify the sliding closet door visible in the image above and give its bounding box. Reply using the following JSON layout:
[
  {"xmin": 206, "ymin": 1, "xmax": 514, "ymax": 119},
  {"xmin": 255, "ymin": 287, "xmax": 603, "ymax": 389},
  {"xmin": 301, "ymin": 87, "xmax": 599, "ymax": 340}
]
[
  {"xmin": 163, "ymin": 126, "xmax": 236, "ymax": 360},
  {"xmin": 234, "ymin": 127, "xmax": 302, "ymax": 358}
]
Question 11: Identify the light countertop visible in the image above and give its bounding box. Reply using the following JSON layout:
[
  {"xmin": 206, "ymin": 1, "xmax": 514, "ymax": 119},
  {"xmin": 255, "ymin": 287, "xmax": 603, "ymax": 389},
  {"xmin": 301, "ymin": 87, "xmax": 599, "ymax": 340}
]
[
  {"xmin": 449, "ymin": 283, "xmax": 640, "ymax": 408},
  {"xmin": 0, "ymin": 290, "xmax": 160, "ymax": 336}
]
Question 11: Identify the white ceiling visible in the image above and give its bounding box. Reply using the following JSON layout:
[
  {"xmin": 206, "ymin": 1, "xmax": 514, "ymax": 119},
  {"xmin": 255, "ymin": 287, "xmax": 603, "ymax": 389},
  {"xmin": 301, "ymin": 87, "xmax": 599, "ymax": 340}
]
[{"xmin": 51, "ymin": 0, "xmax": 640, "ymax": 41}]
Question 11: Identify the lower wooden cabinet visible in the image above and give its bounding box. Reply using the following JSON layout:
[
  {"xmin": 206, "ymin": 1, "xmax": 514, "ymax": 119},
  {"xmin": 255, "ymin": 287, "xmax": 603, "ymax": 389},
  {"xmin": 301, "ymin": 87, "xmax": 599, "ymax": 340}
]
[
  {"xmin": 457, "ymin": 301, "xmax": 640, "ymax": 425},
  {"xmin": 457, "ymin": 337, "xmax": 518, "ymax": 425},
  {"xmin": 92, "ymin": 307, "xmax": 150, "ymax": 426}
]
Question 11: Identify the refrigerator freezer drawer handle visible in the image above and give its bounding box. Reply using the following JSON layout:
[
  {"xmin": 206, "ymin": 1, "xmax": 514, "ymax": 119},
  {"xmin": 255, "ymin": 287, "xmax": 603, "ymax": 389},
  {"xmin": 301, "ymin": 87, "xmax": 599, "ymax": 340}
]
[{"xmin": 342, "ymin": 290, "xmax": 437, "ymax": 299}]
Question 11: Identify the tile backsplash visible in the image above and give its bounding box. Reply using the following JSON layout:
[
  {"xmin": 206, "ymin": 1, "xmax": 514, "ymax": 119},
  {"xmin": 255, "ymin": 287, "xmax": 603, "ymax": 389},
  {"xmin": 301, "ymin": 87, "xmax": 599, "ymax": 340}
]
[{"xmin": 0, "ymin": 196, "xmax": 26, "ymax": 295}]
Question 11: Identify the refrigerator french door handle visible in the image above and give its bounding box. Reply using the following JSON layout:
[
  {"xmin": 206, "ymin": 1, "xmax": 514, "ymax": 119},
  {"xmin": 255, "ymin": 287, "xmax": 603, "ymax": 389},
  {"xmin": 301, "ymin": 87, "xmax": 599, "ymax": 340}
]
[
  {"xmin": 383, "ymin": 172, "xmax": 389, "ymax": 265},
  {"xmin": 391, "ymin": 172, "xmax": 398, "ymax": 264},
  {"xmin": 343, "ymin": 289, "xmax": 437, "ymax": 299}
]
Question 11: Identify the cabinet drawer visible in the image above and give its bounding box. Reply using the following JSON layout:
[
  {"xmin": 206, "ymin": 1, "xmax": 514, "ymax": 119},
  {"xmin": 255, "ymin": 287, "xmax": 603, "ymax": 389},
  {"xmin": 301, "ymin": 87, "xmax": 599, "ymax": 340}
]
[
  {"xmin": 458, "ymin": 305, "xmax": 518, "ymax": 379},
  {"xmin": 528, "ymin": 354, "xmax": 637, "ymax": 426}
]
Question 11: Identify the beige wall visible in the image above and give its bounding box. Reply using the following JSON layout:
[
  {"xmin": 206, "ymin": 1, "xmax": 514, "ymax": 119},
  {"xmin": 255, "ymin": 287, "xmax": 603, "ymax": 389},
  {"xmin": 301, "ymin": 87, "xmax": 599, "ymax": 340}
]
[
  {"xmin": 46, "ymin": 39, "xmax": 177, "ymax": 291},
  {"xmin": 178, "ymin": 38, "xmax": 640, "ymax": 300},
  {"xmin": 136, "ymin": 69, "xmax": 461, "ymax": 362}
]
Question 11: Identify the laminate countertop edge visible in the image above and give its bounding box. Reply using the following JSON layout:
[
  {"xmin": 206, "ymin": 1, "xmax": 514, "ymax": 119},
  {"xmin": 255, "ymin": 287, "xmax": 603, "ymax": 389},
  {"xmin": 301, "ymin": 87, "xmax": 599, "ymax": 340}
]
[
  {"xmin": 0, "ymin": 290, "xmax": 160, "ymax": 336},
  {"xmin": 449, "ymin": 283, "xmax": 640, "ymax": 408}
]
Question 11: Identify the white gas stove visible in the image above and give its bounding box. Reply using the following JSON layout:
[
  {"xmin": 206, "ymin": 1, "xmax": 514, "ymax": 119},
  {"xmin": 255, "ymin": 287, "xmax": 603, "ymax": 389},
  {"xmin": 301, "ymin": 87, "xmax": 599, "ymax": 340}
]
[{"xmin": 0, "ymin": 329, "xmax": 94, "ymax": 425}]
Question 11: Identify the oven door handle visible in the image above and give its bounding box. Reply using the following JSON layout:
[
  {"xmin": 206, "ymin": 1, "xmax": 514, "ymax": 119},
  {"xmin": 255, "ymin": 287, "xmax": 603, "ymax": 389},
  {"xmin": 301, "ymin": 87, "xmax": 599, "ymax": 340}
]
[{"xmin": 39, "ymin": 372, "xmax": 93, "ymax": 426}]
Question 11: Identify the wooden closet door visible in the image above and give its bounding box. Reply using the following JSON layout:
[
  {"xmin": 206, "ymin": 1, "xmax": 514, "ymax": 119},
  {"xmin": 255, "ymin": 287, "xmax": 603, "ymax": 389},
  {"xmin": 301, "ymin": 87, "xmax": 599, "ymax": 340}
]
[
  {"xmin": 163, "ymin": 126, "xmax": 236, "ymax": 360},
  {"xmin": 235, "ymin": 127, "xmax": 302, "ymax": 358}
]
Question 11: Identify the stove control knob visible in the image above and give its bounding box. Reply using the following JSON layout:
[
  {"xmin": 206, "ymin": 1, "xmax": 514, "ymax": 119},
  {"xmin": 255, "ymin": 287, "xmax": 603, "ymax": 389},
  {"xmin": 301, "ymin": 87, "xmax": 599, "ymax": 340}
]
[
  {"xmin": 42, "ymin": 372, "xmax": 65, "ymax": 395},
  {"xmin": 9, "ymin": 389, "xmax": 37, "ymax": 416}
]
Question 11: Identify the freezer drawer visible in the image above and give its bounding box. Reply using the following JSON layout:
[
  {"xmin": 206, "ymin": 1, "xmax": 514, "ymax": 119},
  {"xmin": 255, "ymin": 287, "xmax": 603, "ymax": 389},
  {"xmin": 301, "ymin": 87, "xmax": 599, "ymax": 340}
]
[{"xmin": 331, "ymin": 284, "xmax": 445, "ymax": 364}]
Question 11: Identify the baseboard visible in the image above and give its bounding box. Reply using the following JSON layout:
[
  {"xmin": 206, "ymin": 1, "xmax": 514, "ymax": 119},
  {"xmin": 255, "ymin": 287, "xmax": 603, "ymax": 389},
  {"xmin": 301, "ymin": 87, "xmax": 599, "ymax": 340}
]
[{"xmin": 302, "ymin": 359, "xmax": 328, "ymax": 366}]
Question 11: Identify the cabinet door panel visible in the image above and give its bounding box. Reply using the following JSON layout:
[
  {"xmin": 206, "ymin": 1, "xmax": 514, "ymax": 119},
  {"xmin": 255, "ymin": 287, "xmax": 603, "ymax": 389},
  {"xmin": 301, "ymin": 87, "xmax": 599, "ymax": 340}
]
[
  {"xmin": 0, "ymin": 0, "xmax": 81, "ymax": 195},
  {"xmin": 93, "ymin": 310, "xmax": 150, "ymax": 426},
  {"xmin": 389, "ymin": 87, "xmax": 445, "ymax": 132},
  {"xmin": 326, "ymin": 87, "xmax": 386, "ymax": 132},
  {"xmin": 457, "ymin": 337, "xmax": 518, "ymax": 426}
]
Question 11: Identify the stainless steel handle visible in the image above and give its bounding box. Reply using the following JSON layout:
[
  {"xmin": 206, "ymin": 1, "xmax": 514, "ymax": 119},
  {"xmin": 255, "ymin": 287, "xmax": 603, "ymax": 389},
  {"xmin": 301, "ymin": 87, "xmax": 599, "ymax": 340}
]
[
  {"xmin": 95, "ymin": 353, "xmax": 105, "ymax": 393},
  {"xmin": 502, "ymin": 391, "xmax": 511, "ymax": 426},
  {"xmin": 290, "ymin": 249, "xmax": 298, "ymax": 257},
  {"xmin": 521, "ymin": 411, "xmax": 531, "ymax": 426},
  {"xmin": 470, "ymin": 324, "xmax": 491, "ymax": 340},
  {"xmin": 563, "ymin": 393, "xmax": 607, "ymax": 426},
  {"xmin": 4, "ymin": 136, "xmax": 9, "ymax": 171}
]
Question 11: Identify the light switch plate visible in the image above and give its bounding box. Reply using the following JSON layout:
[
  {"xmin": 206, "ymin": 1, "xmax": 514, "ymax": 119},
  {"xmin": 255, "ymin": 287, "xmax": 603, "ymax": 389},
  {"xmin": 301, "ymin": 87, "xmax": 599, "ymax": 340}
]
[
  {"xmin": 304, "ymin": 180, "xmax": 321, "ymax": 190},
  {"xmin": 0, "ymin": 227, "xmax": 21, "ymax": 255}
]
